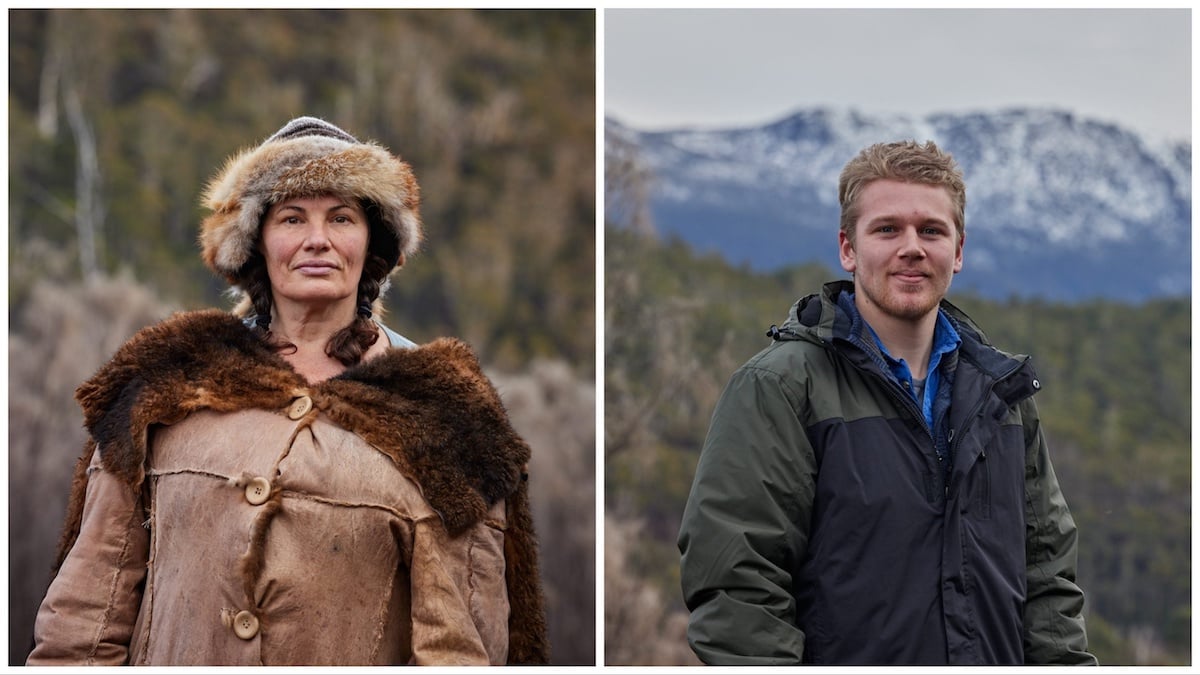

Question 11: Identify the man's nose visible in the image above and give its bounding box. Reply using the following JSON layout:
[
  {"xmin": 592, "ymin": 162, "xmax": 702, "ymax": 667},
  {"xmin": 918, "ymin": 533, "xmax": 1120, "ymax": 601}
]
[{"xmin": 897, "ymin": 228, "xmax": 925, "ymax": 258}]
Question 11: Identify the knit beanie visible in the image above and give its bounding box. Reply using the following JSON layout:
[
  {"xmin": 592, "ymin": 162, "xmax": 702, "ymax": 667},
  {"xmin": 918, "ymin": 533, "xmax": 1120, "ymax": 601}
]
[{"xmin": 199, "ymin": 116, "xmax": 422, "ymax": 292}]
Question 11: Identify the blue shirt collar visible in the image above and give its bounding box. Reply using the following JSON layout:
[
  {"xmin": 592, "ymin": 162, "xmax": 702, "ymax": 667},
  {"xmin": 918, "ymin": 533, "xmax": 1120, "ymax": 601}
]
[
  {"xmin": 839, "ymin": 292, "xmax": 961, "ymax": 378},
  {"xmin": 866, "ymin": 304, "xmax": 961, "ymax": 380},
  {"xmin": 838, "ymin": 291, "xmax": 962, "ymax": 431}
]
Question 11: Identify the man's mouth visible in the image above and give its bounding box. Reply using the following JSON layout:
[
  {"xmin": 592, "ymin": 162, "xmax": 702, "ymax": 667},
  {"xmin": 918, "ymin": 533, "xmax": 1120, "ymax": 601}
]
[{"xmin": 893, "ymin": 271, "xmax": 927, "ymax": 284}]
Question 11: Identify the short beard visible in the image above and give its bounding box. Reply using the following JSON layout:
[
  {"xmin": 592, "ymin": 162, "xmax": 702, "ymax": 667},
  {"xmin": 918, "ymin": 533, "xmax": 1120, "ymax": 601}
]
[{"xmin": 857, "ymin": 276, "xmax": 945, "ymax": 323}]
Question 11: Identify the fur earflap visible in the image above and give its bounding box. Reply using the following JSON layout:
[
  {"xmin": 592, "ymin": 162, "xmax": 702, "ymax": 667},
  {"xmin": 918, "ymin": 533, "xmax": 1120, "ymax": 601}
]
[{"xmin": 199, "ymin": 117, "xmax": 422, "ymax": 285}]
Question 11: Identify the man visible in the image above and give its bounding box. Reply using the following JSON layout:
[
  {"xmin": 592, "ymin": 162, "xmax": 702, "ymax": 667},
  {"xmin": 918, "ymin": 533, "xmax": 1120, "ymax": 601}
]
[{"xmin": 677, "ymin": 140, "xmax": 1096, "ymax": 665}]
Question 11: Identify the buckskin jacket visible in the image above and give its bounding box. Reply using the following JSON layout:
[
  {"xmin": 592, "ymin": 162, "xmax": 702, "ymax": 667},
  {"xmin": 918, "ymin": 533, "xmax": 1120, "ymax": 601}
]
[
  {"xmin": 678, "ymin": 280, "xmax": 1095, "ymax": 666},
  {"xmin": 27, "ymin": 310, "xmax": 548, "ymax": 666}
]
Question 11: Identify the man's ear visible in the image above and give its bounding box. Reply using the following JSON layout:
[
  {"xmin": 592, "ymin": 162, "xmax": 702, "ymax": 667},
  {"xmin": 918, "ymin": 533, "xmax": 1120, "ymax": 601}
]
[
  {"xmin": 953, "ymin": 230, "xmax": 965, "ymax": 274},
  {"xmin": 838, "ymin": 230, "xmax": 857, "ymax": 274}
]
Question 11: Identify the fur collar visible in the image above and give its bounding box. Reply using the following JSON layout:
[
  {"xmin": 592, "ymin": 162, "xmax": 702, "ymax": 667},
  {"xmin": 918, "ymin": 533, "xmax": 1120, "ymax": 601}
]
[{"xmin": 75, "ymin": 309, "xmax": 529, "ymax": 535}]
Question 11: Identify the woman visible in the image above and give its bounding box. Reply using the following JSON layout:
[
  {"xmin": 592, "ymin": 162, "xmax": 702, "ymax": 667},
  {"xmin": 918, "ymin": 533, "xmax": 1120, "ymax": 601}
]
[{"xmin": 27, "ymin": 117, "xmax": 549, "ymax": 666}]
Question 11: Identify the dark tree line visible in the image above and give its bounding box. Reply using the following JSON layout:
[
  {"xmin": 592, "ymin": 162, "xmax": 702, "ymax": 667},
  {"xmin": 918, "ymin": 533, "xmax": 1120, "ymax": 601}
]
[{"xmin": 9, "ymin": 8, "xmax": 595, "ymax": 373}]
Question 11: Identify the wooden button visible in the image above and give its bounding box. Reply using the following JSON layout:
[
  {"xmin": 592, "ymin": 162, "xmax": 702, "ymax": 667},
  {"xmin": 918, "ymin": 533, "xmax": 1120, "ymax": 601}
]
[
  {"xmin": 244, "ymin": 476, "xmax": 271, "ymax": 506},
  {"xmin": 232, "ymin": 610, "xmax": 259, "ymax": 639},
  {"xmin": 287, "ymin": 395, "xmax": 313, "ymax": 420}
]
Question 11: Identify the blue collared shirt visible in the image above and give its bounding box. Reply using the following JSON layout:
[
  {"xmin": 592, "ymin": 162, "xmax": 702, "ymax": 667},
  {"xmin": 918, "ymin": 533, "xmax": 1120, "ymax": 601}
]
[{"xmin": 865, "ymin": 308, "xmax": 961, "ymax": 431}]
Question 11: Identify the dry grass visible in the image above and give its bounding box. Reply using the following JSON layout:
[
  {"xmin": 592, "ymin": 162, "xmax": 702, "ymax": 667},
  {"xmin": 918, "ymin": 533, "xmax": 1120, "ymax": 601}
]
[
  {"xmin": 603, "ymin": 516, "xmax": 700, "ymax": 666},
  {"xmin": 8, "ymin": 273, "xmax": 174, "ymax": 663},
  {"xmin": 492, "ymin": 360, "xmax": 597, "ymax": 664}
]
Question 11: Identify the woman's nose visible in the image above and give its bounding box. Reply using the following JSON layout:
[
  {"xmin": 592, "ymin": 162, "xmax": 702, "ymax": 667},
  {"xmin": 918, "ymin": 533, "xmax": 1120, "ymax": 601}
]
[{"xmin": 302, "ymin": 223, "xmax": 331, "ymax": 249}]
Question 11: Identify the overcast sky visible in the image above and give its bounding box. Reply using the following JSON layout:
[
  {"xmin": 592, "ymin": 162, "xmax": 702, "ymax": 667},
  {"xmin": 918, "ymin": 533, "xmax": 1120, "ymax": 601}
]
[{"xmin": 605, "ymin": 8, "xmax": 1192, "ymax": 144}]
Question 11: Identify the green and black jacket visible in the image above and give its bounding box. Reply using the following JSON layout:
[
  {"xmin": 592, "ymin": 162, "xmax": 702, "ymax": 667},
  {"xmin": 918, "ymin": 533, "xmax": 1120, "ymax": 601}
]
[{"xmin": 678, "ymin": 280, "xmax": 1095, "ymax": 666}]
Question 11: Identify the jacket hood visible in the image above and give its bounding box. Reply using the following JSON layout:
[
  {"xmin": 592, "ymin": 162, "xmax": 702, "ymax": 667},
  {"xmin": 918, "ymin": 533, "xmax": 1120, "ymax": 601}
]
[
  {"xmin": 775, "ymin": 280, "xmax": 1035, "ymax": 394},
  {"xmin": 779, "ymin": 280, "xmax": 990, "ymax": 347}
]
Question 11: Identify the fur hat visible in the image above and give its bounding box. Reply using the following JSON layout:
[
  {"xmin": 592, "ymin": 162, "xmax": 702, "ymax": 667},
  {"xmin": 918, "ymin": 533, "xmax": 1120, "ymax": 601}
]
[{"xmin": 199, "ymin": 116, "xmax": 422, "ymax": 288}]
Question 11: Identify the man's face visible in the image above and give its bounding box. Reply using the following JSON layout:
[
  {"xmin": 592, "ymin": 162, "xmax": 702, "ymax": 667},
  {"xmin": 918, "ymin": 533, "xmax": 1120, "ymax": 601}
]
[{"xmin": 839, "ymin": 179, "xmax": 963, "ymax": 324}]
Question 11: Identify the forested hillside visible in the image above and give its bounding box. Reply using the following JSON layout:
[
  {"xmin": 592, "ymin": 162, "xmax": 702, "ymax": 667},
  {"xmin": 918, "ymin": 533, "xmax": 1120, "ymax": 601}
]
[
  {"xmin": 8, "ymin": 9, "xmax": 595, "ymax": 665},
  {"xmin": 604, "ymin": 226, "xmax": 1190, "ymax": 665},
  {"xmin": 9, "ymin": 8, "xmax": 595, "ymax": 372}
]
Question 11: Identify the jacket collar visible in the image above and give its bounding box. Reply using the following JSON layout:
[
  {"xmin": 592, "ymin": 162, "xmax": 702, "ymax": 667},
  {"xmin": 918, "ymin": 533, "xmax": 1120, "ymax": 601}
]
[{"xmin": 780, "ymin": 280, "xmax": 1040, "ymax": 405}]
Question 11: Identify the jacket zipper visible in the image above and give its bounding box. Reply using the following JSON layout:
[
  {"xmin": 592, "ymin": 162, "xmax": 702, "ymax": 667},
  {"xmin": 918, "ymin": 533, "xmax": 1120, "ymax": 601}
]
[
  {"xmin": 858, "ymin": 350, "xmax": 1031, "ymax": 500},
  {"xmin": 821, "ymin": 325, "xmax": 1036, "ymax": 503},
  {"xmin": 856, "ymin": 365, "xmax": 948, "ymax": 496},
  {"xmin": 833, "ymin": 336, "xmax": 934, "ymax": 441}
]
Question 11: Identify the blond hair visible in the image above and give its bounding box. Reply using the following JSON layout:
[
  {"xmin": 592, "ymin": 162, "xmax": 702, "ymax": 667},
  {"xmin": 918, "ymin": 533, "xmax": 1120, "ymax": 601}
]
[{"xmin": 838, "ymin": 140, "xmax": 965, "ymax": 244}]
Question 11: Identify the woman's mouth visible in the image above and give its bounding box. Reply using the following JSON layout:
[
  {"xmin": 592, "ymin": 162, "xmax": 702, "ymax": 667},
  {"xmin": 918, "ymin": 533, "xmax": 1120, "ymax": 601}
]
[{"xmin": 295, "ymin": 260, "xmax": 338, "ymax": 275}]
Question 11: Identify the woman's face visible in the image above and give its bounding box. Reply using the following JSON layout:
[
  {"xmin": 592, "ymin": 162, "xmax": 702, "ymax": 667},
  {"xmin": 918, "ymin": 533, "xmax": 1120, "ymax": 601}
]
[{"xmin": 260, "ymin": 194, "xmax": 369, "ymax": 312}]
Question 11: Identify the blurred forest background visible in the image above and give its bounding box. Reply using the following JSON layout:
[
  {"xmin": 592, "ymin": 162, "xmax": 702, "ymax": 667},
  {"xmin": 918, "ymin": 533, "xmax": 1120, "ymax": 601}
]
[
  {"xmin": 604, "ymin": 137, "xmax": 1191, "ymax": 665},
  {"xmin": 8, "ymin": 9, "xmax": 596, "ymax": 665}
]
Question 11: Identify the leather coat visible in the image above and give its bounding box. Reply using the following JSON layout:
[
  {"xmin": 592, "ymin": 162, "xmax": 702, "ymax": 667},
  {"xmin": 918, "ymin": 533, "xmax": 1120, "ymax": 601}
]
[{"xmin": 27, "ymin": 310, "xmax": 548, "ymax": 666}]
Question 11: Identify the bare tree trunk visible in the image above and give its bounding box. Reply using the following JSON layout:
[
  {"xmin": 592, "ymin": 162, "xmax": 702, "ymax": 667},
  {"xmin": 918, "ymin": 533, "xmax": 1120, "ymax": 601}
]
[
  {"xmin": 604, "ymin": 133, "xmax": 655, "ymax": 236},
  {"xmin": 35, "ymin": 11, "xmax": 65, "ymax": 139},
  {"xmin": 62, "ymin": 77, "xmax": 103, "ymax": 283}
]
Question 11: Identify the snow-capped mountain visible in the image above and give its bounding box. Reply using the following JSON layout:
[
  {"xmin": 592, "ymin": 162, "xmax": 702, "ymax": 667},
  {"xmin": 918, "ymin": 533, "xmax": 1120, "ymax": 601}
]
[{"xmin": 606, "ymin": 108, "xmax": 1191, "ymax": 302}]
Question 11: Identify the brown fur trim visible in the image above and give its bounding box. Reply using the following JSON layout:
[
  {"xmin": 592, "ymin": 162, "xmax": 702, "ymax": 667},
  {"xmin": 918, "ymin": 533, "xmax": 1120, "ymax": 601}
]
[
  {"xmin": 74, "ymin": 310, "xmax": 303, "ymax": 489},
  {"xmin": 239, "ymin": 489, "xmax": 283, "ymax": 607},
  {"xmin": 503, "ymin": 477, "xmax": 551, "ymax": 664},
  {"xmin": 72, "ymin": 310, "xmax": 527, "ymax": 533},
  {"xmin": 318, "ymin": 337, "xmax": 530, "ymax": 534},
  {"xmin": 200, "ymin": 133, "xmax": 421, "ymax": 284}
]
